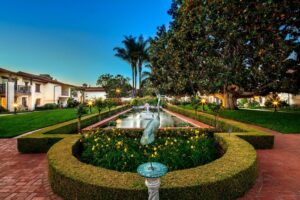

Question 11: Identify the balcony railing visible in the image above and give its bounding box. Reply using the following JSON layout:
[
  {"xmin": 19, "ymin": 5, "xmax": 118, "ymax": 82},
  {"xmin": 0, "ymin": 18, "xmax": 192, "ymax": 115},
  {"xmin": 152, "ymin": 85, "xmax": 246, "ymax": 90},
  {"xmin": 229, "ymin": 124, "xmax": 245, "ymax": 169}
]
[
  {"xmin": 15, "ymin": 85, "xmax": 31, "ymax": 95},
  {"xmin": 61, "ymin": 90, "xmax": 69, "ymax": 96},
  {"xmin": 0, "ymin": 84, "xmax": 5, "ymax": 94}
]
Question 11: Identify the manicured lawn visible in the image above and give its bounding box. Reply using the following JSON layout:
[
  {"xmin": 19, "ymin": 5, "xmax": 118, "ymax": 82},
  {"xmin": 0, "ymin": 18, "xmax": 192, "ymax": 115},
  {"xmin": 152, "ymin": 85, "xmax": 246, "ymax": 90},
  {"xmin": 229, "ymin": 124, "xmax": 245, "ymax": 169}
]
[
  {"xmin": 178, "ymin": 105, "xmax": 300, "ymax": 133},
  {"xmin": 0, "ymin": 108, "xmax": 101, "ymax": 138}
]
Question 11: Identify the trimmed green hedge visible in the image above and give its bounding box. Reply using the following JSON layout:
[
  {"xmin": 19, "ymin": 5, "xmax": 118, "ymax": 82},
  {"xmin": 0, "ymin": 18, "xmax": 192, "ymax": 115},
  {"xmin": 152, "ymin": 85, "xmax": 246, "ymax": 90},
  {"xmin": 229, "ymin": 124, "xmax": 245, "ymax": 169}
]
[
  {"xmin": 48, "ymin": 133, "xmax": 257, "ymax": 200},
  {"xmin": 166, "ymin": 104, "xmax": 274, "ymax": 149},
  {"xmin": 17, "ymin": 106, "xmax": 129, "ymax": 153}
]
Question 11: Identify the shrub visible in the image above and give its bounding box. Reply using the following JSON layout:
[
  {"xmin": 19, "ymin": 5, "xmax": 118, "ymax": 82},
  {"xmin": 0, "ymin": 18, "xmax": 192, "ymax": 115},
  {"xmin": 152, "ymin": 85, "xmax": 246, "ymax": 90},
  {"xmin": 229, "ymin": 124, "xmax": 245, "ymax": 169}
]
[
  {"xmin": 166, "ymin": 104, "xmax": 274, "ymax": 149},
  {"xmin": 17, "ymin": 105, "xmax": 130, "ymax": 153},
  {"xmin": 107, "ymin": 120, "xmax": 117, "ymax": 127},
  {"xmin": 80, "ymin": 128, "xmax": 217, "ymax": 172},
  {"xmin": 67, "ymin": 98, "xmax": 80, "ymax": 108},
  {"xmin": 0, "ymin": 106, "xmax": 8, "ymax": 113},
  {"xmin": 247, "ymin": 100, "xmax": 260, "ymax": 109},
  {"xmin": 36, "ymin": 103, "xmax": 58, "ymax": 110},
  {"xmin": 48, "ymin": 133, "xmax": 257, "ymax": 200}
]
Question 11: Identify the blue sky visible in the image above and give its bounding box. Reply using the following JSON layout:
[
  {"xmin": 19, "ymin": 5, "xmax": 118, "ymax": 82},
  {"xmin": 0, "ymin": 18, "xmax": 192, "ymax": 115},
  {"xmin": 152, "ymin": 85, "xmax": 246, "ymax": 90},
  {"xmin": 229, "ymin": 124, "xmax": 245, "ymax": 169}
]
[{"xmin": 0, "ymin": 0, "xmax": 172, "ymax": 86}]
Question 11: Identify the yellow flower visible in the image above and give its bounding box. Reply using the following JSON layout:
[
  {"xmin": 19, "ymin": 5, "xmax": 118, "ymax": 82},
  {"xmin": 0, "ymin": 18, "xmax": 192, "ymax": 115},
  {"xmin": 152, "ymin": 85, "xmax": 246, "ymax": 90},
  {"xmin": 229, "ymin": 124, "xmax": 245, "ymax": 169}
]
[
  {"xmin": 124, "ymin": 148, "xmax": 128, "ymax": 153},
  {"xmin": 190, "ymin": 145, "xmax": 195, "ymax": 149},
  {"xmin": 130, "ymin": 154, "xmax": 134, "ymax": 158},
  {"xmin": 92, "ymin": 146, "xmax": 95, "ymax": 151},
  {"xmin": 154, "ymin": 151, "xmax": 158, "ymax": 156},
  {"xmin": 153, "ymin": 147, "xmax": 157, "ymax": 151},
  {"xmin": 195, "ymin": 130, "xmax": 199, "ymax": 134},
  {"xmin": 107, "ymin": 137, "xmax": 111, "ymax": 141}
]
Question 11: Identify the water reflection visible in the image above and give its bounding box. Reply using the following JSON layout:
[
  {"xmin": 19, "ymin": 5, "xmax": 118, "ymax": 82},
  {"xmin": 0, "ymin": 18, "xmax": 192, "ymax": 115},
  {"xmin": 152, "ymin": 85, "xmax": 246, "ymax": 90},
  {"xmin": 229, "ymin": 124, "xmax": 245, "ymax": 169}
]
[{"xmin": 116, "ymin": 111, "xmax": 183, "ymax": 128}]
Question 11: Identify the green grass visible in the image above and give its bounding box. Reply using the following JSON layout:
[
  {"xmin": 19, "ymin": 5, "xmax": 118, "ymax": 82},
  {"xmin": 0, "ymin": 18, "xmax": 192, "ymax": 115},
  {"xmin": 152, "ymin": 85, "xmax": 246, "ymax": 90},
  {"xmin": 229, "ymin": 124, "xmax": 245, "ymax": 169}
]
[
  {"xmin": 0, "ymin": 107, "xmax": 102, "ymax": 138},
  {"xmin": 178, "ymin": 104, "xmax": 300, "ymax": 133}
]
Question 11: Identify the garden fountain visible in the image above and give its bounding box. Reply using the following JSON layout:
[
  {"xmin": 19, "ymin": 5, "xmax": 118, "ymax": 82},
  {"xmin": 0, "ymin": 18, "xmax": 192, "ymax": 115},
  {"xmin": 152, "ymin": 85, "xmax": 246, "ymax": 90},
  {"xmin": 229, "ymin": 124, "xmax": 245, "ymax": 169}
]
[
  {"xmin": 137, "ymin": 94, "xmax": 168, "ymax": 200},
  {"xmin": 140, "ymin": 103, "xmax": 154, "ymax": 119}
]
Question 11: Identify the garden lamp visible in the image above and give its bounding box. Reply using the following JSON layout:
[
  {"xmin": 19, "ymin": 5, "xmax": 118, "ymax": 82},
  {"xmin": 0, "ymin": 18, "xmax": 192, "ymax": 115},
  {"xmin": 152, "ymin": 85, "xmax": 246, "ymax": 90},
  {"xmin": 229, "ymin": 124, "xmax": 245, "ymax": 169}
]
[
  {"xmin": 201, "ymin": 98, "xmax": 206, "ymax": 111},
  {"xmin": 88, "ymin": 101, "xmax": 93, "ymax": 113},
  {"xmin": 13, "ymin": 103, "xmax": 18, "ymax": 114},
  {"xmin": 272, "ymin": 100, "xmax": 279, "ymax": 112}
]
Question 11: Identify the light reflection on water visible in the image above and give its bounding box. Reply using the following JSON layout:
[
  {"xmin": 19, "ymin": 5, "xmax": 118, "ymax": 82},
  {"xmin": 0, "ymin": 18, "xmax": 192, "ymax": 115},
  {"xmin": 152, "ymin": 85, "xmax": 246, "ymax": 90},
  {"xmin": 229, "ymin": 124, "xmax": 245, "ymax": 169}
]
[{"xmin": 116, "ymin": 111, "xmax": 183, "ymax": 128}]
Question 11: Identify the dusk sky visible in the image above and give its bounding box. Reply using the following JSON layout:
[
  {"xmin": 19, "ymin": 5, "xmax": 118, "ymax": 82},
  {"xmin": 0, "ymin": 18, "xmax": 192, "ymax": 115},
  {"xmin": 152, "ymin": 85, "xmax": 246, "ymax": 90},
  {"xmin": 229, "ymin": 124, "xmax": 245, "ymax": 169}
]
[{"xmin": 0, "ymin": 0, "xmax": 172, "ymax": 86}]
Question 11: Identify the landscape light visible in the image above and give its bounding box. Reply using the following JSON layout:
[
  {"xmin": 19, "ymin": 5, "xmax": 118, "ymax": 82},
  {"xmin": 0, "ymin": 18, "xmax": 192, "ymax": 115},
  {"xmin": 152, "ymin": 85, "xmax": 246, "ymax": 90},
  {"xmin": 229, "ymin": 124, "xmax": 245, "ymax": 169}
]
[
  {"xmin": 272, "ymin": 100, "xmax": 279, "ymax": 112},
  {"xmin": 13, "ymin": 103, "xmax": 18, "ymax": 114},
  {"xmin": 201, "ymin": 99, "xmax": 206, "ymax": 111}
]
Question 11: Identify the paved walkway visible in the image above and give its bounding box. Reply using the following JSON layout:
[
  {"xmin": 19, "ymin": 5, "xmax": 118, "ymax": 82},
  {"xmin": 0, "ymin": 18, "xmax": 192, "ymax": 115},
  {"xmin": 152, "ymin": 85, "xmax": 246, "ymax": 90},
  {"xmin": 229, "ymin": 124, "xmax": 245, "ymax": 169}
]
[
  {"xmin": 1, "ymin": 114, "xmax": 300, "ymax": 199},
  {"xmin": 163, "ymin": 108, "xmax": 213, "ymax": 128},
  {"xmin": 0, "ymin": 139, "xmax": 61, "ymax": 200},
  {"xmin": 82, "ymin": 108, "xmax": 132, "ymax": 131},
  {"xmin": 240, "ymin": 132, "xmax": 300, "ymax": 199}
]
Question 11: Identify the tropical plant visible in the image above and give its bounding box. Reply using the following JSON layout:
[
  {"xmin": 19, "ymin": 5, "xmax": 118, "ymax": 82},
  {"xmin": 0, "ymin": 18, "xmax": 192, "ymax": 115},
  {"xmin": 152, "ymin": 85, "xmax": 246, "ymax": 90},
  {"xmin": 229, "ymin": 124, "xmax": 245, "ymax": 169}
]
[
  {"xmin": 76, "ymin": 104, "xmax": 87, "ymax": 133},
  {"xmin": 114, "ymin": 36, "xmax": 138, "ymax": 97},
  {"xmin": 136, "ymin": 35, "xmax": 149, "ymax": 96}
]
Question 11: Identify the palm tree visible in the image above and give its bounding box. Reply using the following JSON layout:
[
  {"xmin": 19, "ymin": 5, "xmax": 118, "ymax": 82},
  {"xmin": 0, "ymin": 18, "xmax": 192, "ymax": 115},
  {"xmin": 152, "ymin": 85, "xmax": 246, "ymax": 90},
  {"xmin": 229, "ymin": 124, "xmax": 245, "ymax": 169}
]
[
  {"xmin": 114, "ymin": 36, "xmax": 138, "ymax": 97},
  {"xmin": 136, "ymin": 35, "xmax": 149, "ymax": 96}
]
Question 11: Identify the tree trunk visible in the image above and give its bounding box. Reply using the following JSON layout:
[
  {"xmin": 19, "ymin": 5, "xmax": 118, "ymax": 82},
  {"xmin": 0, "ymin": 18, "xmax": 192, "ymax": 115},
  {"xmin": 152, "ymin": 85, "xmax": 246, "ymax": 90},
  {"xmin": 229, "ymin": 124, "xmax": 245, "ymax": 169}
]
[
  {"xmin": 139, "ymin": 63, "xmax": 142, "ymax": 97},
  {"xmin": 131, "ymin": 66, "xmax": 135, "ymax": 97},
  {"xmin": 134, "ymin": 65, "xmax": 137, "ymax": 96},
  {"xmin": 223, "ymin": 92, "xmax": 238, "ymax": 109},
  {"xmin": 78, "ymin": 118, "xmax": 81, "ymax": 134}
]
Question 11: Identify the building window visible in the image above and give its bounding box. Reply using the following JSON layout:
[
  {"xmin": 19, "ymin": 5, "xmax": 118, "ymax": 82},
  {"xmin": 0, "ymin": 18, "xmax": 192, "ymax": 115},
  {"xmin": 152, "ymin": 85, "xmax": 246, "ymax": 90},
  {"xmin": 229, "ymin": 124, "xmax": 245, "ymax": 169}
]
[
  {"xmin": 35, "ymin": 84, "xmax": 41, "ymax": 93},
  {"xmin": 22, "ymin": 97, "xmax": 27, "ymax": 107},
  {"xmin": 35, "ymin": 98, "xmax": 41, "ymax": 107}
]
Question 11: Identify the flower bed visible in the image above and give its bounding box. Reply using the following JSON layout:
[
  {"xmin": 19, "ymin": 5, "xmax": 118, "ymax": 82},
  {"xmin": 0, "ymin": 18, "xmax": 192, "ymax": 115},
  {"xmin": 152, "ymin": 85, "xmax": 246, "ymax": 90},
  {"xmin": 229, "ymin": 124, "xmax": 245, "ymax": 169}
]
[
  {"xmin": 80, "ymin": 128, "xmax": 217, "ymax": 172},
  {"xmin": 17, "ymin": 105, "xmax": 129, "ymax": 153},
  {"xmin": 48, "ymin": 132, "xmax": 257, "ymax": 200}
]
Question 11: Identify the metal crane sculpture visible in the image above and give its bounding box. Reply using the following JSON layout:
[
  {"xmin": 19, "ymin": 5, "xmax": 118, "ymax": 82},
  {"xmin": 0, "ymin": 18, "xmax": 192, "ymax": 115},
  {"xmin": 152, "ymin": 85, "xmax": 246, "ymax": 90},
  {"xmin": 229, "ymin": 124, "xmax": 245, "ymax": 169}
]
[{"xmin": 140, "ymin": 94, "xmax": 161, "ymax": 145}]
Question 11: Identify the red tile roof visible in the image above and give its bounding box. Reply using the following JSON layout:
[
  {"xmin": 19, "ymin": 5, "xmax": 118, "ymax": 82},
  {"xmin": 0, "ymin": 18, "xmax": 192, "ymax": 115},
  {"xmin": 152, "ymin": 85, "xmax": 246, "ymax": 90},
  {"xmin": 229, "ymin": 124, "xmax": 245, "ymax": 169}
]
[{"xmin": 0, "ymin": 67, "xmax": 76, "ymax": 87}]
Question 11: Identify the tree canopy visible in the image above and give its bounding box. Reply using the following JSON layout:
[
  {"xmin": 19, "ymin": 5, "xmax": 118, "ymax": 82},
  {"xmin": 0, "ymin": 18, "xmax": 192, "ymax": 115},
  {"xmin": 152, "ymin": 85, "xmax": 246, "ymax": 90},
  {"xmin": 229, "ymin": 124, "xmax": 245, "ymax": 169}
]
[
  {"xmin": 96, "ymin": 74, "xmax": 131, "ymax": 98},
  {"xmin": 149, "ymin": 0, "xmax": 300, "ymax": 109}
]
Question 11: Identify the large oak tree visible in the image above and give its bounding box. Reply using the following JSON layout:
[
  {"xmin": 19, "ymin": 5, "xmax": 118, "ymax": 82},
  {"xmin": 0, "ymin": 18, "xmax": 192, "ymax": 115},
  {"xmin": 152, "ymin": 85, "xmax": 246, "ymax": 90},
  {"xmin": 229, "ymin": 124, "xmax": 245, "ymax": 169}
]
[{"xmin": 149, "ymin": 0, "xmax": 300, "ymax": 109}]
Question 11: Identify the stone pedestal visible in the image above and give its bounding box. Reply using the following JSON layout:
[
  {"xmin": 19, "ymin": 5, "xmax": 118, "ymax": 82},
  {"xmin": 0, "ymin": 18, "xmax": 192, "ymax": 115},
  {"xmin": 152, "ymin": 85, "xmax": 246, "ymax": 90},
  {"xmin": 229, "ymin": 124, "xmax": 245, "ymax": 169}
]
[
  {"xmin": 145, "ymin": 178, "xmax": 160, "ymax": 200},
  {"xmin": 137, "ymin": 162, "xmax": 167, "ymax": 200}
]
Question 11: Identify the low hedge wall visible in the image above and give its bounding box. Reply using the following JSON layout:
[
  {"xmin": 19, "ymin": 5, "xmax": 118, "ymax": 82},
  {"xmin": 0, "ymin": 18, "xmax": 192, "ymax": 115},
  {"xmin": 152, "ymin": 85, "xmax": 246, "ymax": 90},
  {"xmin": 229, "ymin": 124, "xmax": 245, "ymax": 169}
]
[
  {"xmin": 166, "ymin": 104, "xmax": 274, "ymax": 149},
  {"xmin": 48, "ymin": 133, "xmax": 257, "ymax": 200},
  {"xmin": 17, "ymin": 106, "xmax": 129, "ymax": 153}
]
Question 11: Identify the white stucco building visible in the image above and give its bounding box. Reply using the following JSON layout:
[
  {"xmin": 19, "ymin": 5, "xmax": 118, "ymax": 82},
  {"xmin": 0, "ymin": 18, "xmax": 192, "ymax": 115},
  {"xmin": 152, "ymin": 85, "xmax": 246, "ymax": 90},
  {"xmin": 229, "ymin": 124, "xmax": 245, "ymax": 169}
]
[
  {"xmin": 0, "ymin": 68, "xmax": 76, "ymax": 111},
  {"xmin": 79, "ymin": 87, "xmax": 107, "ymax": 101}
]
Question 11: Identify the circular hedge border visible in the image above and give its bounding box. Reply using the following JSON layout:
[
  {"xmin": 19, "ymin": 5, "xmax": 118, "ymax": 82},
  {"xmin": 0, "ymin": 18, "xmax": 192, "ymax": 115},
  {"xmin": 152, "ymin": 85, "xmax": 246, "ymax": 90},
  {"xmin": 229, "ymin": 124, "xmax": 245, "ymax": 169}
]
[{"xmin": 47, "ymin": 133, "xmax": 257, "ymax": 200}]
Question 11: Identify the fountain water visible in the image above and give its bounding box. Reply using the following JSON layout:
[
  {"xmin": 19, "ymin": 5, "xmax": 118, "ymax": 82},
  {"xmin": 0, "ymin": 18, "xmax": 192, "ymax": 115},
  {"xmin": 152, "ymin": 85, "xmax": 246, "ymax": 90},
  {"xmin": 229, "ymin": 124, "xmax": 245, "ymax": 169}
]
[{"xmin": 140, "ymin": 103, "xmax": 154, "ymax": 119}]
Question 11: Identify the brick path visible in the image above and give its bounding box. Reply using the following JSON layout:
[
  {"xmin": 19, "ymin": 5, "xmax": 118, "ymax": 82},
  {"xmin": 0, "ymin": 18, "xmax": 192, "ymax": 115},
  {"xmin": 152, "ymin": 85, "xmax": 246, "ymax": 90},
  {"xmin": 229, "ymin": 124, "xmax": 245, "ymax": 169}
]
[
  {"xmin": 1, "ymin": 116, "xmax": 300, "ymax": 199},
  {"xmin": 0, "ymin": 139, "xmax": 61, "ymax": 200},
  {"xmin": 240, "ymin": 132, "xmax": 300, "ymax": 199},
  {"xmin": 163, "ymin": 108, "xmax": 213, "ymax": 128}
]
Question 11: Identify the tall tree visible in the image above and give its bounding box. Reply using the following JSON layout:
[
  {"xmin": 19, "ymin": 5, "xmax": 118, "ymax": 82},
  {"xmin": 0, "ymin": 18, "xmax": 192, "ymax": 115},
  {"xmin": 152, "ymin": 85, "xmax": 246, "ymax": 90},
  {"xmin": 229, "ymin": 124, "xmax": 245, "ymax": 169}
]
[
  {"xmin": 149, "ymin": 0, "xmax": 300, "ymax": 109},
  {"xmin": 137, "ymin": 35, "xmax": 149, "ymax": 96},
  {"xmin": 96, "ymin": 74, "xmax": 132, "ymax": 98},
  {"xmin": 114, "ymin": 36, "xmax": 138, "ymax": 97}
]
